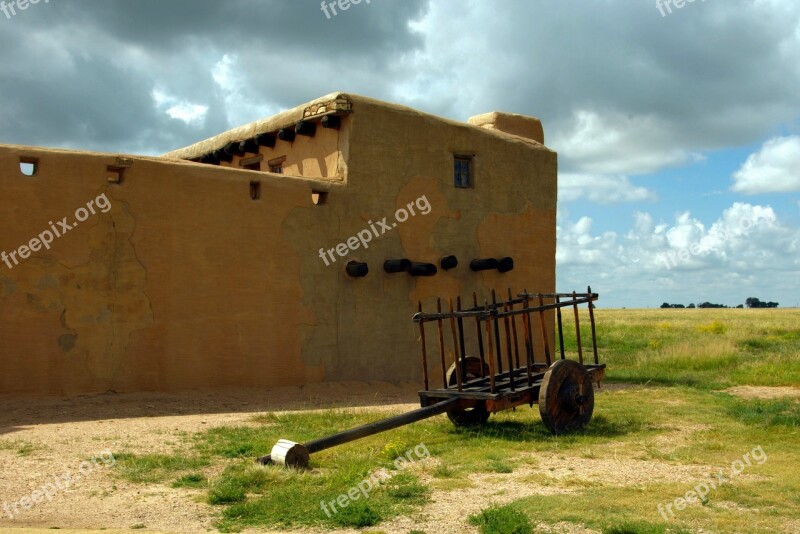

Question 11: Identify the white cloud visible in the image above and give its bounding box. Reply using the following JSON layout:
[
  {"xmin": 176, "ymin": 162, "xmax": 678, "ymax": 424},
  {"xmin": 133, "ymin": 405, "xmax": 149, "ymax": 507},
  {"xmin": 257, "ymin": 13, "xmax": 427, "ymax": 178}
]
[
  {"xmin": 557, "ymin": 203, "xmax": 800, "ymax": 307},
  {"xmin": 732, "ymin": 136, "xmax": 800, "ymax": 194},
  {"xmin": 211, "ymin": 54, "xmax": 278, "ymax": 128},
  {"xmin": 151, "ymin": 89, "xmax": 208, "ymax": 125},
  {"xmin": 392, "ymin": 1, "xmax": 800, "ymax": 178},
  {"xmin": 560, "ymin": 173, "xmax": 656, "ymax": 204},
  {"xmin": 551, "ymin": 110, "xmax": 703, "ymax": 175}
]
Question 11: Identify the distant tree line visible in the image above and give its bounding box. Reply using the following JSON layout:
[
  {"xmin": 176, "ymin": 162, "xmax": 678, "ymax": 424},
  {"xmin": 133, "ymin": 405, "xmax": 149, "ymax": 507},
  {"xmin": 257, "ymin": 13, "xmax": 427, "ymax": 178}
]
[
  {"xmin": 745, "ymin": 297, "xmax": 779, "ymax": 309},
  {"xmin": 660, "ymin": 302, "xmax": 731, "ymax": 309},
  {"xmin": 660, "ymin": 297, "xmax": 778, "ymax": 309}
]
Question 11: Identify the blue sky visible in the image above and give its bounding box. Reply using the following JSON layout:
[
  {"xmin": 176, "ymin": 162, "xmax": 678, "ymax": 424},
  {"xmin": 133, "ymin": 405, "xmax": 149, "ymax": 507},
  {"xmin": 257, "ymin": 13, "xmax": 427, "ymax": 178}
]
[{"xmin": 0, "ymin": 0, "xmax": 798, "ymax": 308}]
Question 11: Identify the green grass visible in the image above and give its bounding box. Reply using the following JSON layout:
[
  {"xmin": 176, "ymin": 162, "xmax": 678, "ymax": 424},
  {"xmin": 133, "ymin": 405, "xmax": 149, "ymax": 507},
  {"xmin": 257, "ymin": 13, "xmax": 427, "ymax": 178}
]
[
  {"xmin": 468, "ymin": 504, "xmax": 531, "ymax": 534},
  {"xmin": 569, "ymin": 309, "xmax": 800, "ymax": 388},
  {"xmin": 110, "ymin": 309, "xmax": 799, "ymax": 533},
  {"xmin": 723, "ymin": 396, "xmax": 800, "ymax": 427},
  {"xmin": 602, "ymin": 521, "xmax": 690, "ymax": 533},
  {"xmin": 0, "ymin": 440, "xmax": 46, "ymax": 457},
  {"xmin": 171, "ymin": 472, "xmax": 207, "ymax": 489},
  {"xmin": 113, "ymin": 453, "xmax": 210, "ymax": 483}
]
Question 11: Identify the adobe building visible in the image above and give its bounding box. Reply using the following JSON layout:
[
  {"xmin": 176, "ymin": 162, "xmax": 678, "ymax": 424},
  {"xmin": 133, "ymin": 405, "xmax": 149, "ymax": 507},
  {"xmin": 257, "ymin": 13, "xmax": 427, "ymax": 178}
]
[{"xmin": 0, "ymin": 92, "xmax": 557, "ymax": 397}]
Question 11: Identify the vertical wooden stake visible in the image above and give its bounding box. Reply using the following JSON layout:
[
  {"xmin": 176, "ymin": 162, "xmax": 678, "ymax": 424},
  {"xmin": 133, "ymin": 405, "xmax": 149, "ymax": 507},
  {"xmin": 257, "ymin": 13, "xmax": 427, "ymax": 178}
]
[
  {"xmin": 437, "ymin": 298, "xmax": 447, "ymax": 389},
  {"xmin": 449, "ymin": 299, "xmax": 463, "ymax": 392},
  {"xmin": 418, "ymin": 302, "xmax": 429, "ymax": 391},
  {"xmin": 573, "ymin": 291, "xmax": 584, "ymax": 365}
]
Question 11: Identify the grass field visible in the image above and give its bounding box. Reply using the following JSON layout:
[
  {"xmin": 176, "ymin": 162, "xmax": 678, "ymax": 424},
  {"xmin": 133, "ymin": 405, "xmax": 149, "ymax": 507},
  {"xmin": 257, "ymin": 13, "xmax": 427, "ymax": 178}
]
[{"xmin": 113, "ymin": 309, "xmax": 800, "ymax": 533}]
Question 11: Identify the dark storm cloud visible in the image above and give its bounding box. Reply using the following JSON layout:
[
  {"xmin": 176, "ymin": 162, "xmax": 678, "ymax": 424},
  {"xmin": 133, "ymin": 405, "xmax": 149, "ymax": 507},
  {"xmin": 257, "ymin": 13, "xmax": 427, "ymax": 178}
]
[
  {"xmin": 0, "ymin": 0, "xmax": 428, "ymax": 153},
  {"xmin": 1, "ymin": 0, "xmax": 798, "ymax": 165},
  {"xmin": 396, "ymin": 0, "xmax": 800, "ymax": 174}
]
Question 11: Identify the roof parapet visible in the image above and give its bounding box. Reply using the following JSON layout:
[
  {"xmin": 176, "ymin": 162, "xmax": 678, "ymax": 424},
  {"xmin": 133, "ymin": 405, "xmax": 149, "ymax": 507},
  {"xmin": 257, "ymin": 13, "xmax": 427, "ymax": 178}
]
[{"xmin": 467, "ymin": 112, "xmax": 544, "ymax": 145}]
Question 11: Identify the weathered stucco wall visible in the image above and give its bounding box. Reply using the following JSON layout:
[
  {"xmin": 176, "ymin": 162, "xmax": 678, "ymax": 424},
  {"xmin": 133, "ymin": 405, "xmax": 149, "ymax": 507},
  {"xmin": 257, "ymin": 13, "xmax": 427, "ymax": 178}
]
[
  {"xmin": 0, "ymin": 95, "xmax": 556, "ymax": 396},
  {"xmin": 0, "ymin": 149, "xmax": 331, "ymax": 396},
  {"xmin": 287, "ymin": 97, "xmax": 557, "ymax": 384}
]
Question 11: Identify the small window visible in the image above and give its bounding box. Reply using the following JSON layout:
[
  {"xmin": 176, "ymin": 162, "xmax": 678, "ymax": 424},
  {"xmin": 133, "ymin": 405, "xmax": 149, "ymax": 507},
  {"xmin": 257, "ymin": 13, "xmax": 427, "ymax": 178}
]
[
  {"xmin": 311, "ymin": 191, "xmax": 328, "ymax": 205},
  {"xmin": 250, "ymin": 181, "xmax": 261, "ymax": 201},
  {"xmin": 240, "ymin": 155, "xmax": 263, "ymax": 171},
  {"xmin": 20, "ymin": 158, "xmax": 38, "ymax": 177},
  {"xmin": 268, "ymin": 156, "xmax": 286, "ymax": 174},
  {"xmin": 454, "ymin": 156, "xmax": 472, "ymax": 188},
  {"xmin": 106, "ymin": 166, "xmax": 124, "ymax": 184}
]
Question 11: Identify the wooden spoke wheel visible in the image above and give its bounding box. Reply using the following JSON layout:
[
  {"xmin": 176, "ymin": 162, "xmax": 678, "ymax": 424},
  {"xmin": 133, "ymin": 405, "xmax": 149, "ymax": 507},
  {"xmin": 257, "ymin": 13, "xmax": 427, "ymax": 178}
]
[
  {"xmin": 445, "ymin": 357, "xmax": 491, "ymax": 427},
  {"xmin": 538, "ymin": 359, "xmax": 595, "ymax": 435}
]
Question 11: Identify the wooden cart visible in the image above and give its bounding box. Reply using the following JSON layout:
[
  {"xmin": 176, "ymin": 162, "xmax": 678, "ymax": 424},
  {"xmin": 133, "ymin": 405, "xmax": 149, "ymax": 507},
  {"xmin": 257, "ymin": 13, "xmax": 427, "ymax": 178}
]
[{"xmin": 258, "ymin": 288, "xmax": 605, "ymax": 468}]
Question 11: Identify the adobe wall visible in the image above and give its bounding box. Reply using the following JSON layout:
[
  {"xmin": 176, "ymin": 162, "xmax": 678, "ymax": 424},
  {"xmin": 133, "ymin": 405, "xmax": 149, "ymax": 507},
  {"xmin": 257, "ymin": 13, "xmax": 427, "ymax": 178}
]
[
  {"xmin": 0, "ymin": 98, "xmax": 556, "ymax": 397},
  {"xmin": 218, "ymin": 125, "xmax": 343, "ymax": 179},
  {"xmin": 286, "ymin": 97, "xmax": 557, "ymax": 383}
]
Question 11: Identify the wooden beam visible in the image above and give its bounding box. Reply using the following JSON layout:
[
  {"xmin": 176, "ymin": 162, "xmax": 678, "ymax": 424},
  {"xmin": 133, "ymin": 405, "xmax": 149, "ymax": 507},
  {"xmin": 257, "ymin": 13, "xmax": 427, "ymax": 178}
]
[
  {"xmin": 240, "ymin": 138, "xmax": 259, "ymax": 153},
  {"xmin": 255, "ymin": 133, "xmax": 276, "ymax": 148},
  {"xmin": 278, "ymin": 128, "xmax": 296, "ymax": 143},
  {"xmin": 295, "ymin": 121, "xmax": 316, "ymax": 137},
  {"xmin": 321, "ymin": 115, "xmax": 341, "ymax": 130},
  {"xmin": 224, "ymin": 141, "xmax": 245, "ymax": 157}
]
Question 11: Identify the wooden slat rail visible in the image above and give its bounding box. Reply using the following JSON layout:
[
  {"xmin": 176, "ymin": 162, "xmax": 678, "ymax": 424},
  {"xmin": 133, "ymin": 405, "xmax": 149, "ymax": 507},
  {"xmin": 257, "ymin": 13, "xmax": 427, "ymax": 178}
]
[{"xmin": 416, "ymin": 288, "xmax": 600, "ymax": 398}]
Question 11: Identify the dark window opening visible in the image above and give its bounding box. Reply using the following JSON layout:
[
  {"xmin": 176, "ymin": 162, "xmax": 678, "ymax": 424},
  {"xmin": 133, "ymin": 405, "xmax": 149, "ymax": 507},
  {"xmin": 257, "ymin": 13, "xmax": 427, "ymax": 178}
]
[
  {"xmin": 250, "ymin": 181, "xmax": 262, "ymax": 201},
  {"xmin": 268, "ymin": 156, "xmax": 286, "ymax": 174},
  {"xmin": 240, "ymin": 155, "xmax": 263, "ymax": 171},
  {"xmin": 454, "ymin": 156, "xmax": 472, "ymax": 188}
]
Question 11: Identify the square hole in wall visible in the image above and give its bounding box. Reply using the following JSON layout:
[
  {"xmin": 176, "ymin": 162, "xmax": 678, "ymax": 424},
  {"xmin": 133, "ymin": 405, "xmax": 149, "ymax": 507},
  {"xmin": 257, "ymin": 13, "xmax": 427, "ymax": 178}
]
[
  {"xmin": 311, "ymin": 190, "xmax": 328, "ymax": 205},
  {"xmin": 106, "ymin": 166, "xmax": 125, "ymax": 184},
  {"xmin": 19, "ymin": 158, "xmax": 38, "ymax": 177}
]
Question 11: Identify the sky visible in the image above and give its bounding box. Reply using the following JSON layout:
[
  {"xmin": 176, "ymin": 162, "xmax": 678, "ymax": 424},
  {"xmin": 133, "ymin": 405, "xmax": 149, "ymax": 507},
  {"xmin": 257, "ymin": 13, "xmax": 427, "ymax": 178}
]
[{"xmin": 1, "ymin": 0, "xmax": 798, "ymax": 308}]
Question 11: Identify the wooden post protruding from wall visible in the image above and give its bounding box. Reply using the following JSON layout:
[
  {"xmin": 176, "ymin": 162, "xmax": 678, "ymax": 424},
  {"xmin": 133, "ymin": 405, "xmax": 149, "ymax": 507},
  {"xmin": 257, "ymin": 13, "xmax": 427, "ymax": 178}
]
[
  {"xmin": 240, "ymin": 139, "xmax": 259, "ymax": 154},
  {"xmin": 278, "ymin": 128, "xmax": 296, "ymax": 143},
  {"xmin": 321, "ymin": 115, "xmax": 341, "ymax": 130},
  {"xmin": 497, "ymin": 257, "xmax": 514, "ymax": 273},
  {"xmin": 384, "ymin": 259, "xmax": 412, "ymax": 273},
  {"xmin": 255, "ymin": 133, "xmax": 276, "ymax": 148},
  {"xmin": 440, "ymin": 255, "xmax": 458, "ymax": 271},
  {"xmin": 470, "ymin": 258, "xmax": 498, "ymax": 272},
  {"xmin": 295, "ymin": 121, "xmax": 317, "ymax": 137},
  {"xmin": 224, "ymin": 141, "xmax": 245, "ymax": 157},
  {"xmin": 346, "ymin": 261, "xmax": 369, "ymax": 278},
  {"xmin": 409, "ymin": 263, "xmax": 437, "ymax": 277},
  {"xmin": 214, "ymin": 149, "xmax": 233, "ymax": 163}
]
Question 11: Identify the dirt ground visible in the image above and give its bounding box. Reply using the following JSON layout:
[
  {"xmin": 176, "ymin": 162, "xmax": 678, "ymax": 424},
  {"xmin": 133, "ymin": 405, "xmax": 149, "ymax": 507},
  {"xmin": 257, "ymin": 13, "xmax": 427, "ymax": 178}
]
[
  {"xmin": 724, "ymin": 385, "xmax": 800, "ymax": 400},
  {"xmin": 0, "ymin": 383, "xmax": 792, "ymax": 534}
]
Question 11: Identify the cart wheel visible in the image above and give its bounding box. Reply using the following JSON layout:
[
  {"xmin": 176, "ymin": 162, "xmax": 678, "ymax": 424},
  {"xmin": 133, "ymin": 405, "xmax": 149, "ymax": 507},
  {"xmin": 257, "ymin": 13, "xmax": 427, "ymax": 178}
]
[
  {"xmin": 445, "ymin": 357, "xmax": 491, "ymax": 427},
  {"xmin": 539, "ymin": 360, "xmax": 595, "ymax": 435}
]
